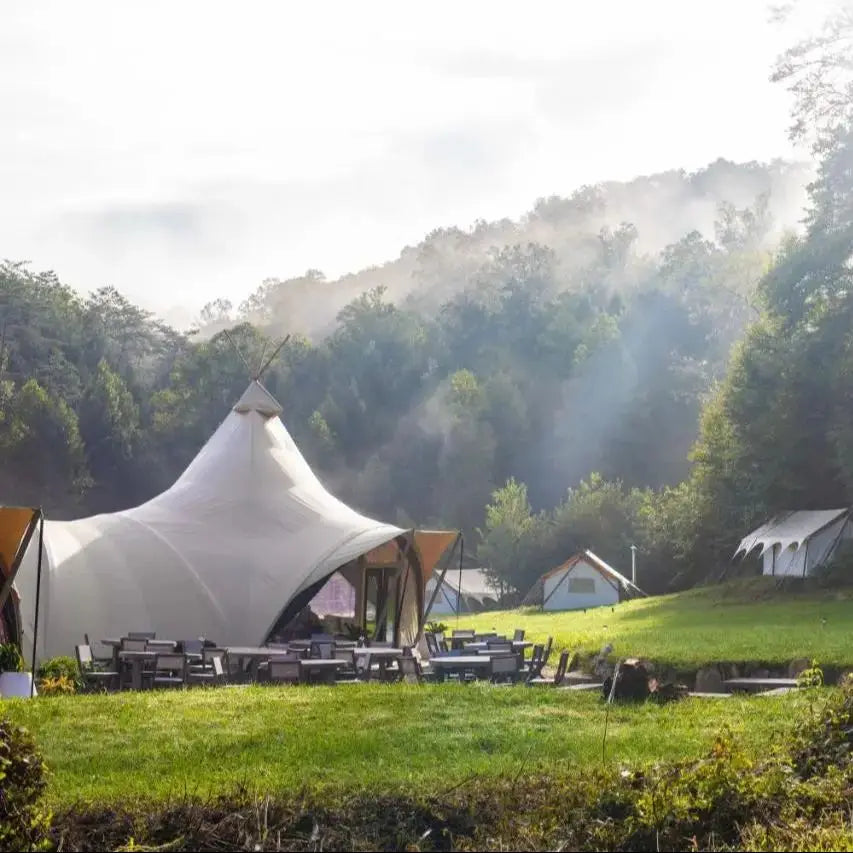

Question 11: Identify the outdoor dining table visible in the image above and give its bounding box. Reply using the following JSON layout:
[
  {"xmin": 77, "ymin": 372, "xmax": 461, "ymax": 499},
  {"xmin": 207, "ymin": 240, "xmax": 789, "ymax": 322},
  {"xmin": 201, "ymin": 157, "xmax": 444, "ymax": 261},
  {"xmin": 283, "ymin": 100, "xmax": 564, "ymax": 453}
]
[
  {"xmin": 102, "ymin": 638, "xmax": 177, "ymax": 671},
  {"xmin": 224, "ymin": 646, "xmax": 277, "ymax": 681},
  {"xmin": 287, "ymin": 639, "xmax": 357, "ymax": 652},
  {"xmin": 428, "ymin": 654, "xmax": 493, "ymax": 682},
  {"xmin": 117, "ymin": 650, "xmax": 156, "ymax": 690},
  {"xmin": 462, "ymin": 641, "xmax": 532, "ymax": 653},
  {"xmin": 147, "ymin": 639, "xmax": 179, "ymax": 650},
  {"xmin": 351, "ymin": 647, "xmax": 404, "ymax": 681}
]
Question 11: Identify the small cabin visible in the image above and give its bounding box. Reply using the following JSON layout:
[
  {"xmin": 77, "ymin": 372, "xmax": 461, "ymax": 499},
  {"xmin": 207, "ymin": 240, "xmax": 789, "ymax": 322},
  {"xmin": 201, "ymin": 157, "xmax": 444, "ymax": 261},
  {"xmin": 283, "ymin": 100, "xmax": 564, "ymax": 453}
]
[{"xmin": 735, "ymin": 509, "xmax": 853, "ymax": 577}]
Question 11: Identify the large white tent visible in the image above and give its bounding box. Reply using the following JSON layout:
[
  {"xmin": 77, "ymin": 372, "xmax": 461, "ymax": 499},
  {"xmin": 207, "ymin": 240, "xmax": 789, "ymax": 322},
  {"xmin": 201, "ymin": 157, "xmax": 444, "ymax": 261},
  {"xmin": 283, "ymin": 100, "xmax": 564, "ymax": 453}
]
[{"xmin": 15, "ymin": 381, "xmax": 428, "ymax": 659}]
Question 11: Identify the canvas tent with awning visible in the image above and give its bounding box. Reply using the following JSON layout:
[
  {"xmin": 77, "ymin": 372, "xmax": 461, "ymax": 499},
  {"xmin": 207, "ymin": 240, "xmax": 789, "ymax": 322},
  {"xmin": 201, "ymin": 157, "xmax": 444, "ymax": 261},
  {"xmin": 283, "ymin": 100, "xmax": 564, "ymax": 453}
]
[
  {"xmin": 14, "ymin": 381, "xmax": 455, "ymax": 660},
  {"xmin": 523, "ymin": 550, "xmax": 646, "ymax": 611},
  {"xmin": 734, "ymin": 509, "xmax": 853, "ymax": 577}
]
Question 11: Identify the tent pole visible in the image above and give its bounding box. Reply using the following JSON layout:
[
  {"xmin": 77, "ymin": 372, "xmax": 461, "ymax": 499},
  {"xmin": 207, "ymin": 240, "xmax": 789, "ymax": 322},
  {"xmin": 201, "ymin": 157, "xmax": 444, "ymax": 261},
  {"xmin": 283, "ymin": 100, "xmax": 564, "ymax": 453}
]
[
  {"xmin": 30, "ymin": 511, "xmax": 44, "ymax": 697},
  {"xmin": 395, "ymin": 533, "xmax": 413, "ymax": 647},
  {"xmin": 422, "ymin": 533, "xmax": 460, "ymax": 624},
  {"xmin": 455, "ymin": 533, "xmax": 464, "ymax": 625}
]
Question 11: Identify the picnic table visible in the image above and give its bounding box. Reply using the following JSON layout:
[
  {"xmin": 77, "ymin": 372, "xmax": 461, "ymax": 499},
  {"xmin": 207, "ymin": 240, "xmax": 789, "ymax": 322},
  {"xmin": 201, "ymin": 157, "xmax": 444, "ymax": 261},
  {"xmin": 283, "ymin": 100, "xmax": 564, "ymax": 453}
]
[
  {"xmin": 429, "ymin": 654, "xmax": 492, "ymax": 682},
  {"xmin": 462, "ymin": 641, "xmax": 531, "ymax": 653},
  {"xmin": 225, "ymin": 646, "xmax": 282, "ymax": 681},
  {"xmin": 117, "ymin": 650, "xmax": 155, "ymax": 690},
  {"xmin": 102, "ymin": 637, "xmax": 178, "ymax": 672},
  {"xmin": 352, "ymin": 647, "xmax": 404, "ymax": 681},
  {"xmin": 299, "ymin": 658, "xmax": 351, "ymax": 683}
]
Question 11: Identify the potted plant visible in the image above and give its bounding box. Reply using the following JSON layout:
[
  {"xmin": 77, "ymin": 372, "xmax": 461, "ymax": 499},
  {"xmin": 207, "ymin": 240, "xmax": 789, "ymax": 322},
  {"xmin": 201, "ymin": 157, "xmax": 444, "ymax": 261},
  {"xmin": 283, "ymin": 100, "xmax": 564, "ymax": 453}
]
[{"xmin": 0, "ymin": 642, "xmax": 36, "ymax": 698}]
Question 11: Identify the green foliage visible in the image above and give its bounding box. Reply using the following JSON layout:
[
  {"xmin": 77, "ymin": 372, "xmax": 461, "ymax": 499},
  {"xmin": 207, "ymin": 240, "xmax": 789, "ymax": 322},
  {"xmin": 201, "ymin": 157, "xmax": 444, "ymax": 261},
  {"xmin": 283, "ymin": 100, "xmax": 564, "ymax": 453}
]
[
  {"xmin": 425, "ymin": 621, "xmax": 449, "ymax": 635},
  {"xmin": 0, "ymin": 719, "xmax": 50, "ymax": 851},
  {"xmin": 21, "ymin": 686, "xmax": 853, "ymax": 851},
  {"xmin": 4, "ymin": 684, "xmax": 813, "ymax": 808},
  {"xmin": 0, "ymin": 642, "xmax": 24, "ymax": 673},
  {"xmin": 798, "ymin": 660, "xmax": 825, "ymax": 689},
  {"xmin": 37, "ymin": 656, "xmax": 81, "ymax": 692},
  {"xmin": 37, "ymin": 675, "xmax": 77, "ymax": 696}
]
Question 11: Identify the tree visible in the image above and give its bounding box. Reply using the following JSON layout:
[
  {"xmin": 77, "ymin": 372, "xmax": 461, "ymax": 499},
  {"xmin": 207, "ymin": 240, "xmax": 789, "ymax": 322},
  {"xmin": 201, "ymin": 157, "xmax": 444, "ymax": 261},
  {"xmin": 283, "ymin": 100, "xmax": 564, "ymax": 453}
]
[{"xmin": 477, "ymin": 479, "xmax": 544, "ymax": 593}]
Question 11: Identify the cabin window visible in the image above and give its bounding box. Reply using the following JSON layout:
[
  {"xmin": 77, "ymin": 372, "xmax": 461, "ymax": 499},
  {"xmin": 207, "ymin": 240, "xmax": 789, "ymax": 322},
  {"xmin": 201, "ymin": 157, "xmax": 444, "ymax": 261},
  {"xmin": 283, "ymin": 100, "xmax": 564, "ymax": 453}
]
[{"xmin": 568, "ymin": 576, "xmax": 596, "ymax": 594}]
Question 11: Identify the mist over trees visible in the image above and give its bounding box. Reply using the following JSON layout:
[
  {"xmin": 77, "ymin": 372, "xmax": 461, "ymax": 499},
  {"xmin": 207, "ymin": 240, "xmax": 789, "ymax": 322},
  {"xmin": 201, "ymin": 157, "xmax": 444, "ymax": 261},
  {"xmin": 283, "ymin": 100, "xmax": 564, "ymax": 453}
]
[
  {"xmin": 0, "ymin": 156, "xmax": 804, "ymax": 591},
  {"xmin": 5, "ymin": 5, "xmax": 853, "ymax": 598}
]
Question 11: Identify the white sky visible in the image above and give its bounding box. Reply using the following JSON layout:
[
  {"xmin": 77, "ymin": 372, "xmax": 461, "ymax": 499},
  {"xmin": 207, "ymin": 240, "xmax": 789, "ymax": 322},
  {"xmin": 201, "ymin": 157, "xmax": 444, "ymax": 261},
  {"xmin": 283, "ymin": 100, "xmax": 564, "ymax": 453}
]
[{"xmin": 0, "ymin": 0, "xmax": 831, "ymax": 324}]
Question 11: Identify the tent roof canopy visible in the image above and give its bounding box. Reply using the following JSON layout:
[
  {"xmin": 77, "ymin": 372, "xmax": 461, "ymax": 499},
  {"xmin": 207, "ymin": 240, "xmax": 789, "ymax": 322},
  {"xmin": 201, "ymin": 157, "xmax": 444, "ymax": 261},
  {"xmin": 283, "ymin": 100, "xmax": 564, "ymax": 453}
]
[
  {"xmin": 735, "ymin": 509, "xmax": 850, "ymax": 558},
  {"xmin": 233, "ymin": 381, "xmax": 283, "ymax": 417},
  {"xmin": 17, "ymin": 381, "xmax": 438, "ymax": 658}
]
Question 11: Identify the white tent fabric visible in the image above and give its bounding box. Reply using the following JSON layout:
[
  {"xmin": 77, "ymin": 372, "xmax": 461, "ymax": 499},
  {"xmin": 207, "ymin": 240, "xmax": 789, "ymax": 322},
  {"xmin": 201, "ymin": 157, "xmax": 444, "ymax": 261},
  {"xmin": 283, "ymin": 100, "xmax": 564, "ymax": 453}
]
[
  {"xmin": 16, "ymin": 381, "xmax": 410, "ymax": 659},
  {"xmin": 424, "ymin": 569, "xmax": 504, "ymax": 614},
  {"xmin": 734, "ymin": 509, "xmax": 849, "ymax": 558}
]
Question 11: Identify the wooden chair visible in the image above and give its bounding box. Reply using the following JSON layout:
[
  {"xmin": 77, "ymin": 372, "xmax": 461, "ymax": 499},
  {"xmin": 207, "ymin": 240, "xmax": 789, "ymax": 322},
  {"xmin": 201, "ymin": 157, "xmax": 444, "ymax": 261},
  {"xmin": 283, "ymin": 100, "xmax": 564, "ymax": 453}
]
[
  {"xmin": 151, "ymin": 653, "xmax": 187, "ymax": 689},
  {"xmin": 425, "ymin": 633, "xmax": 440, "ymax": 657},
  {"xmin": 528, "ymin": 650, "xmax": 571, "ymax": 687},
  {"xmin": 398, "ymin": 656, "xmax": 424, "ymax": 684},
  {"xmin": 187, "ymin": 655, "xmax": 225, "ymax": 686},
  {"xmin": 538, "ymin": 637, "xmax": 554, "ymax": 674},
  {"xmin": 189, "ymin": 647, "xmax": 228, "ymax": 680},
  {"xmin": 83, "ymin": 633, "xmax": 112, "ymax": 666},
  {"xmin": 486, "ymin": 640, "xmax": 513, "ymax": 653},
  {"xmin": 310, "ymin": 641, "xmax": 335, "ymax": 659},
  {"xmin": 513, "ymin": 629, "xmax": 525, "ymax": 642},
  {"xmin": 76, "ymin": 645, "xmax": 119, "ymax": 692},
  {"xmin": 524, "ymin": 644, "xmax": 544, "ymax": 680},
  {"xmin": 127, "ymin": 631, "xmax": 156, "ymax": 640},
  {"xmin": 490, "ymin": 654, "xmax": 520, "ymax": 684}
]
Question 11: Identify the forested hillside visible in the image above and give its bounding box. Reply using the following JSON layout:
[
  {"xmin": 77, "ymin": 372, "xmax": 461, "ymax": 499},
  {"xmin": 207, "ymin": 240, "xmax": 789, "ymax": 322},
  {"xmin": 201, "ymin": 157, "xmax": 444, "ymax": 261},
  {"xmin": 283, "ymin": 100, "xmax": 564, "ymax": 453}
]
[
  {"xmin": 0, "ymin": 157, "xmax": 799, "ymax": 589},
  {"xmin": 3, "ymin": 7, "xmax": 852, "ymax": 598}
]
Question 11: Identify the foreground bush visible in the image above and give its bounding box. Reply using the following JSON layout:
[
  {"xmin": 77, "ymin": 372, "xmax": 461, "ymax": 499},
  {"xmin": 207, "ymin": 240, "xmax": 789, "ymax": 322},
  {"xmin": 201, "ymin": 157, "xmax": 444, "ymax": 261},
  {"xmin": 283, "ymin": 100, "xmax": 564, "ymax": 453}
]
[
  {"xmin": 36, "ymin": 657, "xmax": 81, "ymax": 695},
  {"xmin": 41, "ymin": 688, "xmax": 853, "ymax": 851},
  {"xmin": 0, "ymin": 719, "xmax": 50, "ymax": 852}
]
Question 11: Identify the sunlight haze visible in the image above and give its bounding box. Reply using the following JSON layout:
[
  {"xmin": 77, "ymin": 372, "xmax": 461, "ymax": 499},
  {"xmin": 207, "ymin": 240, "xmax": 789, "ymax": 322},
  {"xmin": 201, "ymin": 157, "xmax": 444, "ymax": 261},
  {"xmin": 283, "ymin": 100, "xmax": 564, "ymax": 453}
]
[{"xmin": 1, "ymin": 0, "xmax": 829, "ymax": 325}]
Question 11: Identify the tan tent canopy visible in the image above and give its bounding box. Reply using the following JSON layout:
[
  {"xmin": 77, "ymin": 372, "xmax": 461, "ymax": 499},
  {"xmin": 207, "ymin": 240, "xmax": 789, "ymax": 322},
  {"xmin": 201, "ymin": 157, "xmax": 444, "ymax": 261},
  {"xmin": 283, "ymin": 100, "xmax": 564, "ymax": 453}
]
[{"xmin": 0, "ymin": 507, "xmax": 42, "ymax": 647}]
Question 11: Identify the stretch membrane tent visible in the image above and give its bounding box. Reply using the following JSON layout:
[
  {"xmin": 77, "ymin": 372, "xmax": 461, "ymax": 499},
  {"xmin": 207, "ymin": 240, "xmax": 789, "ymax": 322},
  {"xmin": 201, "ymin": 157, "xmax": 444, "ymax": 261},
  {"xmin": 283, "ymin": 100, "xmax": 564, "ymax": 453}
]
[{"xmin": 15, "ymin": 381, "xmax": 445, "ymax": 660}]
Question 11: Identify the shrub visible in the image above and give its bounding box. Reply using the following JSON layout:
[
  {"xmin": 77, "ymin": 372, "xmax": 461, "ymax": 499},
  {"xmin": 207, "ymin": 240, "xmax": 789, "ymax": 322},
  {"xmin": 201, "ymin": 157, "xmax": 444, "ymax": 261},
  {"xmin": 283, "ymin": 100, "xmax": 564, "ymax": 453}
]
[
  {"xmin": 38, "ymin": 675, "xmax": 77, "ymax": 696},
  {"xmin": 0, "ymin": 642, "xmax": 24, "ymax": 673},
  {"xmin": 425, "ymin": 621, "xmax": 449, "ymax": 635},
  {"xmin": 37, "ymin": 655, "xmax": 81, "ymax": 692},
  {"xmin": 0, "ymin": 719, "xmax": 50, "ymax": 851}
]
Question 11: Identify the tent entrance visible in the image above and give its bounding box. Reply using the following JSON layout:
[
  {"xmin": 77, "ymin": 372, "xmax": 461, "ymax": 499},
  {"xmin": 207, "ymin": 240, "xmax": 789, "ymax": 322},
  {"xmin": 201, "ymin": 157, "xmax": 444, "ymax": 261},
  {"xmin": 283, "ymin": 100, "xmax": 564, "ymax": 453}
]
[{"xmin": 362, "ymin": 566, "xmax": 401, "ymax": 644}]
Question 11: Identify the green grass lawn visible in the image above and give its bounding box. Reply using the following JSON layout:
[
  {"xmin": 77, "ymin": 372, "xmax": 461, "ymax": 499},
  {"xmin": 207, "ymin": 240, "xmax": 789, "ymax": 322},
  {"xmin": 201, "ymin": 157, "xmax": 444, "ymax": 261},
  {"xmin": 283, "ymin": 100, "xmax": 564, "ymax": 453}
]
[
  {"xmin": 454, "ymin": 578, "xmax": 853, "ymax": 669},
  {"xmin": 2, "ymin": 683, "xmax": 822, "ymax": 807}
]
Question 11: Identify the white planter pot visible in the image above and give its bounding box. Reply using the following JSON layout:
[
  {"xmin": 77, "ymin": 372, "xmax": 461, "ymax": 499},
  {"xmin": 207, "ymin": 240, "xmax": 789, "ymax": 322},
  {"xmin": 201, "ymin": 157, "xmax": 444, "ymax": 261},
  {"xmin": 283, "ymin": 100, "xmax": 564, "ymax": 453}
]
[{"xmin": 0, "ymin": 671, "xmax": 36, "ymax": 698}]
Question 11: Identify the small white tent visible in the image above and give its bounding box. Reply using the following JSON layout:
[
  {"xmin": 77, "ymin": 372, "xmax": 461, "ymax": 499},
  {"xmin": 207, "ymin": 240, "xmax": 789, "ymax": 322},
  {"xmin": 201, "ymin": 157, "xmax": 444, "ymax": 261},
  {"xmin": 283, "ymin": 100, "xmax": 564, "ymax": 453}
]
[
  {"xmin": 15, "ymin": 381, "xmax": 429, "ymax": 659},
  {"xmin": 734, "ymin": 509, "xmax": 853, "ymax": 577},
  {"xmin": 424, "ymin": 568, "xmax": 504, "ymax": 615},
  {"xmin": 526, "ymin": 550, "xmax": 645, "ymax": 611}
]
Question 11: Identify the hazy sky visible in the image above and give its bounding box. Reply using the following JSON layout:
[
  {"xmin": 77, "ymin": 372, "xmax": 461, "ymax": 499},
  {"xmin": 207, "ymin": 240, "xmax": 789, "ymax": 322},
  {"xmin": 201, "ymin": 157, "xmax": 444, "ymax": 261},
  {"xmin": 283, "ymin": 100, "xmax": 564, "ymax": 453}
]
[{"xmin": 0, "ymin": 0, "xmax": 830, "ymax": 324}]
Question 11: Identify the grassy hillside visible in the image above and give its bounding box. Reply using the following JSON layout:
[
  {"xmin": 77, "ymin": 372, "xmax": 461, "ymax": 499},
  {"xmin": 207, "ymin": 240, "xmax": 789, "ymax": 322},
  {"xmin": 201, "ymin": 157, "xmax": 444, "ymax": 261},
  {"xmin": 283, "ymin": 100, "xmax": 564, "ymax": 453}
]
[
  {"xmin": 2, "ymin": 684, "xmax": 814, "ymax": 807},
  {"xmin": 456, "ymin": 579, "xmax": 853, "ymax": 669}
]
